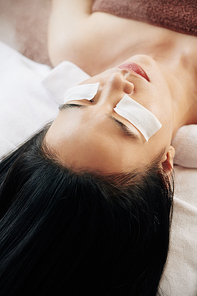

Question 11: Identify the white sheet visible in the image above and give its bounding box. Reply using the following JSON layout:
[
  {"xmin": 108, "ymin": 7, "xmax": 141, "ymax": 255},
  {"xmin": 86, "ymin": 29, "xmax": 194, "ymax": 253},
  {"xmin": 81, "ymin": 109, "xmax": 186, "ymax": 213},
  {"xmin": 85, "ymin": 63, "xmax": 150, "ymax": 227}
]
[
  {"xmin": 159, "ymin": 125, "xmax": 197, "ymax": 295},
  {"xmin": 0, "ymin": 41, "xmax": 89, "ymax": 157},
  {"xmin": 0, "ymin": 41, "xmax": 197, "ymax": 296}
]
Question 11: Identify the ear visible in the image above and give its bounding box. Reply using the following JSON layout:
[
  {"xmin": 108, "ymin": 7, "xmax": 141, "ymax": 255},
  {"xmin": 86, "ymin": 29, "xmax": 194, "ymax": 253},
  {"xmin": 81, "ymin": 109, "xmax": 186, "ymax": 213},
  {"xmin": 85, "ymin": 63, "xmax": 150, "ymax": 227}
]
[{"xmin": 161, "ymin": 146, "xmax": 175, "ymax": 177}]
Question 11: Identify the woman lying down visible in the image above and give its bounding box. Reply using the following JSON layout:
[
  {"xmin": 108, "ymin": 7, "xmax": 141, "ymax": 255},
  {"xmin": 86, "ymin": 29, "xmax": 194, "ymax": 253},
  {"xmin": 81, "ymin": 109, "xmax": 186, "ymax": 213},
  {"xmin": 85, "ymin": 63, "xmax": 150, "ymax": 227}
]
[{"xmin": 0, "ymin": 0, "xmax": 197, "ymax": 295}]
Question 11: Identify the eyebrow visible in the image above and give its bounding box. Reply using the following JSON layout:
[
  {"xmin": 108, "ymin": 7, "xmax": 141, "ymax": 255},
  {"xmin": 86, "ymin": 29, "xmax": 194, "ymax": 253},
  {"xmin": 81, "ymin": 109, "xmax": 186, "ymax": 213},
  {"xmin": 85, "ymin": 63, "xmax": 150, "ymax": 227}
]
[
  {"xmin": 108, "ymin": 116, "xmax": 140, "ymax": 140},
  {"xmin": 59, "ymin": 103, "xmax": 87, "ymax": 110},
  {"xmin": 59, "ymin": 103, "xmax": 140, "ymax": 140}
]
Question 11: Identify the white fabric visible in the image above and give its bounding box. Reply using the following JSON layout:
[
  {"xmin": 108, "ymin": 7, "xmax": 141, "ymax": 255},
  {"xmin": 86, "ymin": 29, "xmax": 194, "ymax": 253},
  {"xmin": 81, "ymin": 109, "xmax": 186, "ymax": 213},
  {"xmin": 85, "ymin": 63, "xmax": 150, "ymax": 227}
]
[
  {"xmin": 0, "ymin": 40, "xmax": 55, "ymax": 157},
  {"xmin": 42, "ymin": 61, "xmax": 89, "ymax": 104},
  {"xmin": 172, "ymin": 125, "xmax": 197, "ymax": 168},
  {"xmin": 160, "ymin": 166, "xmax": 197, "ymax": 295},
  {"xmin": 159, "ymin": 124, "xmax": 197, "ymax": 295},
  {"xmin": 0, "ymin": 41, "xmax": 197, "ymax": 296},
  {"xmin": 0, "ymin": 41, "xmax": 89, "ymax": 158}
]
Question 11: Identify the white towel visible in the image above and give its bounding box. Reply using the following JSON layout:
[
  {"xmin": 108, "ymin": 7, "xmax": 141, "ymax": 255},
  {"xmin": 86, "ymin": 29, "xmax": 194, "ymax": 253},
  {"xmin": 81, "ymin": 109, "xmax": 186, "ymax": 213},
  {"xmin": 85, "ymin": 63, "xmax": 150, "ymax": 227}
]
[
  {"xmin": 160, "ymin": 125, "xmax": 197, "ymax": 295},
  {"xmin": 160, "ymin": 166, "xmax": 197, "ymax": 295},
  {"xmin": 172, "ymin": 125, "xmax": 197, "ymax": 168},
  {"xmin": 0, "ymin": 41, "xmax": 89, "ymax": 158}
]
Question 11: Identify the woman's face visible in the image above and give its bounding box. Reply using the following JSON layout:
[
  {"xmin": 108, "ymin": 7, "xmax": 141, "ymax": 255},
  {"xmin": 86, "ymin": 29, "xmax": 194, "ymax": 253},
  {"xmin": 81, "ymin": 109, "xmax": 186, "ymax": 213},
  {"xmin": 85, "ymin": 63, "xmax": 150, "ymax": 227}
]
[{"xmin": 45, "ymin": 55, "xmax": 175, "ymax": 173}]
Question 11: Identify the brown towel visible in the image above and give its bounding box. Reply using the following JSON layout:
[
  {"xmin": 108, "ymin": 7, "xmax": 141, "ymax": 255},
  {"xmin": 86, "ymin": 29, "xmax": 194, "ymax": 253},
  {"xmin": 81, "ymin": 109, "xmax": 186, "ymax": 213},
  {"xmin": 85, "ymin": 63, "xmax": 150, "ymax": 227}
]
[{"xmin": 92, "ymin": 0, "xmax": 197, "ymax": 36}]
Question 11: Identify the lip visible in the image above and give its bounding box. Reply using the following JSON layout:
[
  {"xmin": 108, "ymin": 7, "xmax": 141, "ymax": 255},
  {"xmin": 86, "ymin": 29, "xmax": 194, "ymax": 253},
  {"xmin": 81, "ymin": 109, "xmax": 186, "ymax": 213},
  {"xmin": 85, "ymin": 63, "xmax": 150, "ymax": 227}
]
[{"xmin": 118, "ymin": 62, "xmax": 150, "ymax": 82}]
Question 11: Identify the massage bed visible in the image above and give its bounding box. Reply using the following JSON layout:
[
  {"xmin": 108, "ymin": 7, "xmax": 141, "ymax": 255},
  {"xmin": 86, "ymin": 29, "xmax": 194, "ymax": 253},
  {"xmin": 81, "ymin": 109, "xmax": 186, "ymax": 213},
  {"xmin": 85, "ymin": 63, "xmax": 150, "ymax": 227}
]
[{"xmin": 0, "ymin": 1, "xmax": 197, "ymax": 295}]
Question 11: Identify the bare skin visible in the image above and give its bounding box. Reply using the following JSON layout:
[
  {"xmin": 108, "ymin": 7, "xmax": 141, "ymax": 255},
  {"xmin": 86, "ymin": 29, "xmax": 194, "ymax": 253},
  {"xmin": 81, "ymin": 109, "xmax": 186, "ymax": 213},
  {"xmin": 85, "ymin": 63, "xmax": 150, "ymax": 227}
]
[
  {"xmin": 46, "ymin": 0, "xmax": 197, "ymax": 173},
  {"xmin": 48, "ymin": 1, "xmax": 197, "ymax": 77}
]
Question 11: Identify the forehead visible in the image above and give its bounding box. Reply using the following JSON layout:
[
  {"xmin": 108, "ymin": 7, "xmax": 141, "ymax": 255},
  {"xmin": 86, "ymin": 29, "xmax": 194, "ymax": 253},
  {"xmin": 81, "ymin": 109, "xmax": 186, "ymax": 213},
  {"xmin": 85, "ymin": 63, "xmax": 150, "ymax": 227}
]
[{"xmin": 45, "ymin": 107, "xmax": 148, "ymax": 173}]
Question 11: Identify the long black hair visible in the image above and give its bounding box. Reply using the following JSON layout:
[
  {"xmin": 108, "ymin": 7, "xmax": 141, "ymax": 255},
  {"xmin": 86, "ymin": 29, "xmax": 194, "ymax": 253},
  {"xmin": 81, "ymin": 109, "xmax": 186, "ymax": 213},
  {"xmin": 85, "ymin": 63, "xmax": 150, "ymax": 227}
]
[{"xmin": 0, "ymin": 125, "xmax": 173, "ymax": 296}]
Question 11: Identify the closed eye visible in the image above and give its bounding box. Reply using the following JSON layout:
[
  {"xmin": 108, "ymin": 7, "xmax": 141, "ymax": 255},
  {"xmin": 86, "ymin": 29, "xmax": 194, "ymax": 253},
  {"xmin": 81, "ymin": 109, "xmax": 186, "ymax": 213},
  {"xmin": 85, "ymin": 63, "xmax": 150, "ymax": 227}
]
[
  {"xmin": 59, "ymin": 103, "xmax": 140, "ymax": 140},
  {"xmin": 108, "ymin": 116, "xmax": 140, "ymax": 140},
  {"xmin": 59, "ymin": 103, "xmax": 87, "ymax": 110}
]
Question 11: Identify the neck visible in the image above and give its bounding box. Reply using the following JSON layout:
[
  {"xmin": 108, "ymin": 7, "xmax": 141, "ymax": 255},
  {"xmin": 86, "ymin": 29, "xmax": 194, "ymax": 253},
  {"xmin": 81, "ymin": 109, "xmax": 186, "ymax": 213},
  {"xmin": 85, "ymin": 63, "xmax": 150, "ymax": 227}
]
[{"xmin": 145, "ymin": 35, "xmax": 197, "ymax": 137}]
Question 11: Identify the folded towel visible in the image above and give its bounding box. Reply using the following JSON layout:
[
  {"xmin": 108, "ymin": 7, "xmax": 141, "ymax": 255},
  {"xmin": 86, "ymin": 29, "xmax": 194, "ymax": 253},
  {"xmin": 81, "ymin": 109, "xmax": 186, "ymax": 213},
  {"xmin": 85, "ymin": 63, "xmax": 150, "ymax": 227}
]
[
  {"xmin": 0, "ymin": 42, "xmax": 89, "ymax": 158},
  {"xmin": 92, "ymin": 0, "xmax": 197, "ymax": 37},
  {"xmin": 160, "ymin": 166, "xmax": 197, "ymax": 295},
  {"xmin": 172, "ymin": 125, "xmax": 197, "ymax": 168}
]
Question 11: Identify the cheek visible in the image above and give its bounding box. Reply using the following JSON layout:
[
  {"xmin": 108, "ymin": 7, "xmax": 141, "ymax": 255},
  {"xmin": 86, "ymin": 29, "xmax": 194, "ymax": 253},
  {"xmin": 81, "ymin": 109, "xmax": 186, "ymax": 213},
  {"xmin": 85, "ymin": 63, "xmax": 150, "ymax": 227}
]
[
  {"xmin": 144, "ymin": 87, "xmax": 173, "ymax": 128},
  {"xmin": 148, "ymin": 125, "xmax": 172, "ymax": 154}
]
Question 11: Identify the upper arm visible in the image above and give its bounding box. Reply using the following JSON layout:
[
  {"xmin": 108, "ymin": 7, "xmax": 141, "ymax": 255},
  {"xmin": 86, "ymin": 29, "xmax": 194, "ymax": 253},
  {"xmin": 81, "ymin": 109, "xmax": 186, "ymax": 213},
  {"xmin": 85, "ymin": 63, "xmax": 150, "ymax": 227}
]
[
  {"xmin": 48, "ymin": 0, "xmax": 95, "ymax": 68},
  {"xmin": 48, "ymin": 0, "xmax": 139, "ymax": 75}
]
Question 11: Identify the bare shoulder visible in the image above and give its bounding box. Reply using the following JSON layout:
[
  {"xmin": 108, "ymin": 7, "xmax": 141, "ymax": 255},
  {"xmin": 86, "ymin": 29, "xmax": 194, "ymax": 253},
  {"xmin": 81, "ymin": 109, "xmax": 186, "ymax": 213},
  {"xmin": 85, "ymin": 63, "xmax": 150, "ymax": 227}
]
[
  {"xmin": 48, "ymin": 2, "xmax": 146, "ymax": 74},
  {"xmin": 48, "ymin": 0, "xmax": 96, "ymax": 70},
  {"xmin": 48, "ymin": 1, "xmax": 180, "ymax": 75}
]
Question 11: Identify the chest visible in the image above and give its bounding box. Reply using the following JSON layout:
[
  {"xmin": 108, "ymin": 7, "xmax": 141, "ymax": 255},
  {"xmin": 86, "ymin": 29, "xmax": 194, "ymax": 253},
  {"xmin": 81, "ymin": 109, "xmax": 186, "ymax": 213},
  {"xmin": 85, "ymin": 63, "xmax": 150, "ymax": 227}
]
[{"xmin": 84, "ymin": 12, "xmax": 197, "ymax": 75}]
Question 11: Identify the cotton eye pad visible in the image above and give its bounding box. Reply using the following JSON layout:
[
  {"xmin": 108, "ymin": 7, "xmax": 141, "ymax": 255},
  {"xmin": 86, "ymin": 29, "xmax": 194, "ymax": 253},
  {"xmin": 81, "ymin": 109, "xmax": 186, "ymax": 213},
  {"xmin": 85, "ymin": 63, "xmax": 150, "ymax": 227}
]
[
  {"xmin": 63, "ymin": 82, "xmax": 100, "ymax": 103},
  {"xmin": 114, "ymin": 94, "xmax": 162, "ymax": 141}
]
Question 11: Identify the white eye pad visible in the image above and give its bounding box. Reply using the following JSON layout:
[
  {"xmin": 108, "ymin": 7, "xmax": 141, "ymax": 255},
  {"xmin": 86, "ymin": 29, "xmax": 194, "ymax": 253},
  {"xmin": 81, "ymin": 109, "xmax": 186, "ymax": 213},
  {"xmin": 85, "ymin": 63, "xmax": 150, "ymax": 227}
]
[
  {"xmin": 63, "ymin": 82, "xmax": 100, "ymax": 103},
  {"xmin": 114, "ymin": 94, "xmax": 162, "ymax": 141}
]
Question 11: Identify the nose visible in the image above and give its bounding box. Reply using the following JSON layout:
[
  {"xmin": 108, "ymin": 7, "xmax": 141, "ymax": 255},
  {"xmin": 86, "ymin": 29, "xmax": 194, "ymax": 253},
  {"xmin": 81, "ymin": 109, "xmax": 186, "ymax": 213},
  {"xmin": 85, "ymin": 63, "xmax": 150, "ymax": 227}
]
[{"xmin": 98, "ymin": 72, "xmax": 135, "ymax": 107}]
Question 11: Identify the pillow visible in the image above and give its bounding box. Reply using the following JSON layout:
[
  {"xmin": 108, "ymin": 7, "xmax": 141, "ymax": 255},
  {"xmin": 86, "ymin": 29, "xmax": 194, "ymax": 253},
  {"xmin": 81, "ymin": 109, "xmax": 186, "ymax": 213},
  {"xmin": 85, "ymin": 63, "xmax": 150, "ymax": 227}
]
[{"xmin": 172, "ymin": 125, "xmax": 197, "ymax": 168}]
